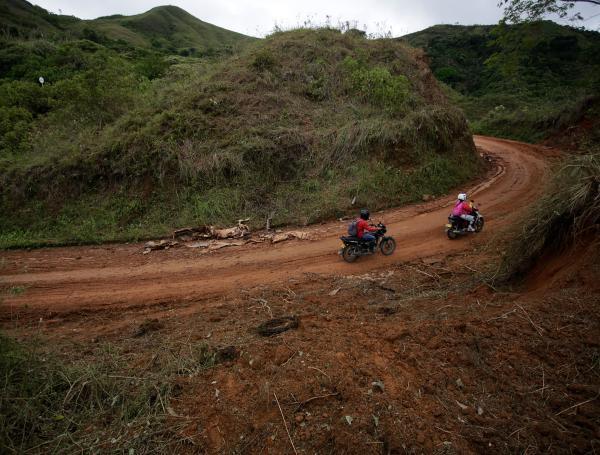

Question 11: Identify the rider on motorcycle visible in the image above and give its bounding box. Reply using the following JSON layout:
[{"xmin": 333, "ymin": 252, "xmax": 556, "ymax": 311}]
[
  {"xmin": 451, "ymin": 193, "xmax": 475, "ymax": 232},
  {"xmin": 356, "ymin": 208, "xmax": 378, "ymax": 251}
]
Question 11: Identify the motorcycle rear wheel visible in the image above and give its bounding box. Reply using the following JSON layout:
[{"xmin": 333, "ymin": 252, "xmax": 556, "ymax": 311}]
[
  {"xmin": 380, "ymin": 237, "xmax": 396, "ymax": 256},
  {"xmin": 342, "ymin": 245, "xmax": 359, "ymax": 263}
]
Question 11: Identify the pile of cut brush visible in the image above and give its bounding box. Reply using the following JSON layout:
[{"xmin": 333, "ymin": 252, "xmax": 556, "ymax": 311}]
[{"xmin": 142, "ymin": 219, "xmax": 312, "ymax": 254}]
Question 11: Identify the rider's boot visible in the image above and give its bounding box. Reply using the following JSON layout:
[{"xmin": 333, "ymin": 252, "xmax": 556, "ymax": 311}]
[{"xmin": 467, "ymin": 224, "xmax": 475, "ymax": 232}]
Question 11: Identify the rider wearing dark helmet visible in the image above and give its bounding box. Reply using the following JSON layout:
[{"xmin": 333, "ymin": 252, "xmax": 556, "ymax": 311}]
[{"xmin": 356, "ymin": 208, "xmax": 378, "ymax": 251}]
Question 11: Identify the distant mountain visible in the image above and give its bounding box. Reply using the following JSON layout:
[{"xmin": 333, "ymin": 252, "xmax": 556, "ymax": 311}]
[
  {"xmin": 0, "ymin": 0, "xmax": 253, "ymax": 55},
  {"xmin": 402, "ymin": 22, "xmax": 600, "ymax": 142},
  {"xmin": 77, "ymin": 5, "xmax": 253, "ymax": 55}
]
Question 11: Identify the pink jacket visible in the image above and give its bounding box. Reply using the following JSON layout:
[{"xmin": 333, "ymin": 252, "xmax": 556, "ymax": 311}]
[{"xmin": 451, "ymin": 200, "xmax": 472, "ymax": 217}]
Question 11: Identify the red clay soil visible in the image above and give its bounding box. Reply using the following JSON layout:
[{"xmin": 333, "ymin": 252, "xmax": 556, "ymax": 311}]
[
  {"xmin": 2, "ymin": 136, "xmax": 599, "ymax": 454},
  {"xmin": 0, "ymin": 136, "xmax": 552, "ymax": 324}
]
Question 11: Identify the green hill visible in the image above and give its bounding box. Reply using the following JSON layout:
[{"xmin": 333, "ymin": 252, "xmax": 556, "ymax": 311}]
[
  {"xmin": 0, "ymin": 26, "xmax": 478, "ymax": 248},
  {"xmin": 0, "ymin": 0, "xmax": 253, "ymax": 56},
  {"xmin": 0, "ymin": 0, "xmax": 77, "ymax": 38},
  {"xmin": 402, "ymin": 22, "xmax": 600, "ymax": 142},
  {"xmin": 76, "ymin": 5, "xmax": 254, "ymax": 56}
]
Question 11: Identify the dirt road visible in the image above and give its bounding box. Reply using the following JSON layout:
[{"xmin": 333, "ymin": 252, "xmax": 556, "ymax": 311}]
[
  {"xmin": 4, "ymin": 136, "xmax": 598, "ymax": 455},
  {"xmin": 0, "ymin": 136, "xmax": 551, "ymax": 322}
]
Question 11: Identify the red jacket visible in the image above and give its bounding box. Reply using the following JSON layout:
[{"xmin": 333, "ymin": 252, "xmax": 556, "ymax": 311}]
[
  {"xmin": 356, "ymin": 219, "xmax": 377, "ymax": 238},
  {"xmin": 451, "ymin": 200, "xmax": 473, "ymax": 217}
]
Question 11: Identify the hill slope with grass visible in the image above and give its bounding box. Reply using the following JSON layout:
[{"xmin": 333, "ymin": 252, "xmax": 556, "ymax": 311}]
[
  {"xmin": 403, "ymin": 21, "xmax": 600, "ymax": 142},
  {"xmin": 0, "ymin": 26, "xmax": 479, "ymax": 248},
  {"xmin": 1, "ymin": 0, "xmax": 253, "ymax": 56},
  {"xmin": 0, "ymin": 0, "xmax": 77, "ymax": 38},
  {"xmin": 79, "ymin": 5, "xmax": 253, "ymax": 56}
]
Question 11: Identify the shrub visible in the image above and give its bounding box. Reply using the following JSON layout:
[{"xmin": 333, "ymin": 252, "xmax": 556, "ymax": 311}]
[
  {"xmin": 342, "ymin": 57, "xmax": 410, "ymax": 113},
  {"xmin": 251, "ymin": 49, "xmax": 277, "ymax": 72}
]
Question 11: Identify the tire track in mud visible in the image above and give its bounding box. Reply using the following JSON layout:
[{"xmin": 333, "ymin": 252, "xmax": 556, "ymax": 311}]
[{"xmin": 0, "ymin": 136, "xmax": 553, "ymax": 323}]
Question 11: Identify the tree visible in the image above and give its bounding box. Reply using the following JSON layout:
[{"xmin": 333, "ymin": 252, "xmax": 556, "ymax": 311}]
[{"xmin": 499, "ymin": 0, "xmax": 600, "ymax": 23}]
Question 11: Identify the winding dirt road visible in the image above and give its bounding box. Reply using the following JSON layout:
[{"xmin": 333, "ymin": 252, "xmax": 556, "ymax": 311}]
[{"xmin": 0, "ymin": 136, "xmax": 552, "ymax": 324}]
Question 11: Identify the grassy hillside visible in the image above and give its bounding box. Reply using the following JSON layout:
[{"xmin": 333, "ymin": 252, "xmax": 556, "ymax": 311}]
[
  {"xmin": 403, "ymin": 22, "xmax": 600, "ymax": 142},
  {"xmin": 0, "ymin": 0, "xmax": 253, "ymax": 56},
  {"xmin": 0, "ymin": 26, "xmax": 479, "ymax": 248},
  {"xmin": 80, "ymin": 6, "xmax": 253, "ymax": 56},
  {"xmin": 0, "ymin": 0, "xmax": 78, "ymax": 38}
]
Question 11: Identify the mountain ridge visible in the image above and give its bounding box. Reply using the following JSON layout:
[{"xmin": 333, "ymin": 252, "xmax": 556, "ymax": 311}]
[
  {"xmin": 401, "ymin": 21, "xmax": 600, "ymax": 141},
  {"xmin": 1, "ymin": 0, "xmax": 253, "ymax": 55}
]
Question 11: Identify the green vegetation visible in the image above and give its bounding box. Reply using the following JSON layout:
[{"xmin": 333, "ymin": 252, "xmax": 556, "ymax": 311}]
[
  {"xmin": 7, "ymin": 286, "xmax": 27, "ymax": 296},
  {"xmin": 499, "ymin": 0, "xmax": 598, "ymax": 23},
  {"xmin": 0, "ymin": 4, "xmax": 478, "ymax": 249},
  {"xmin": 0, "ymin": 0, "xmax": 253, "ymax": 56},
  {"xmin": 0, "ymin": 333, "xmax": 224, "ymax": 452},
  {"xmin": 403, "ymin": 21, "xmax": 600, "ymax": 142},
  {"xmin": 80, "ymin": 5, "xmax": 252, "ymax": 56}
]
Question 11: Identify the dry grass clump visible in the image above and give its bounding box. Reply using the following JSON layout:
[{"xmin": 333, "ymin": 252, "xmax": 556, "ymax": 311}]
[
  {"xmin": 0, "ymin": 333, "xmax": 229, "ymax": 452},
  {"xmin": 498, "ymin": 152, "xmax": 599, "ymax": 282}
]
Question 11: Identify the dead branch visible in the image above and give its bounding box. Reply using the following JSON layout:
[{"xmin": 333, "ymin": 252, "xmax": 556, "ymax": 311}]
[
  {"xmin": 404, "ymin": 264, "xmax": 439, "ymax": 280},
  {"xmin": 281, "ymin": 351, "xmax": 297, "ymax": 366},
  {"xmin": 274, "ymin": 392, "xmax": 298, "ymax": 455},
  {"xmin": 307, "ymin": 366, "xmax": 331, "ymax": 380},
  {"xmin": 515, "ymin": 303, "xmax": 544, "ymax": 337},
  {"xmin": 295, "ymin": 392, "xmax": 339, "ymax": 411},
  {"xmin": 555, "ymin": 393, "xmax": 599, "ymax": 416},
  {"xmin": 487, "ymin": 308, "xmax": 517, "ymax": 322}
]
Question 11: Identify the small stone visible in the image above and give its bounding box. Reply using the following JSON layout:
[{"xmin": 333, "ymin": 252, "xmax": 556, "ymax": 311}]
[
  {"xmin": 372, "ymin": 381, "xmax": 385, "ymax": 393},
  {"xmin": 456, "ymin": 378, "xmax": 464, "ymax": 388},
  {"xmin": 477, "ymin": 406, "xmax": 484, "ymax": 415},
  {"xmin": 456, "ymin": 400, "xmax": 468, "ymax": 410},
  {"xmin": 295, "ymin": 414, "xmax": 304, "ymax": 423},
  {"xmin": 344, "ymin": 415, "xmax": 353, "ymax": 425}
]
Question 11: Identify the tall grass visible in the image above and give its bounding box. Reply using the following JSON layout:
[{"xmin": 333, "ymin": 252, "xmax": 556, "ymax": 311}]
[
  {"xmin": 497, "ymin": 152, "xmax": 600, "ymax": 282},
  {"xmin": 0, "ymin": 334, "xmax": 222, "ymax": 452}
]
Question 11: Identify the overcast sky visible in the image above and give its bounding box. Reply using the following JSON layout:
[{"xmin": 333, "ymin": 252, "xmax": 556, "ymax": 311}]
[{"xmin": 31, "ymin": 0, "xmax": 600, "ymax": 37}]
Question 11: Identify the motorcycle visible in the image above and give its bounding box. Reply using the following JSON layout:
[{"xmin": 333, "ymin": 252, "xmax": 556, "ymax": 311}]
[
  {"xmin": 339, "ymin": 223, "xmax": 396, "ymax": 262},
  {"xmin": 445, "ymin": 205, "xmax": 484, "ymax": 239}
]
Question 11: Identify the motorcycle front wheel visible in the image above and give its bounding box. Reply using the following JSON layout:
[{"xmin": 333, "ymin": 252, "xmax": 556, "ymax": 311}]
[
  {"xmin": 475, "ymin": 218, "xmax": 484, "ymax": 232},
  {"xmin": 380, "ymin": 237, "xmax": 396, "ymax": 256},
  {"xmin": 342, "ymin": 245, "xmax": 359, "ymax": 263},
  {"xmin": 447, "ymin": 229, "xmax": 458, "ymax": 239}
]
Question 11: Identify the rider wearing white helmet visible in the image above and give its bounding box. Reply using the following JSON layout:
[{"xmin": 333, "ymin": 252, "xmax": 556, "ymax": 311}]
[{"xmin": 451, "ymin": 193, "xmax": 475, "ymax": 231}]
